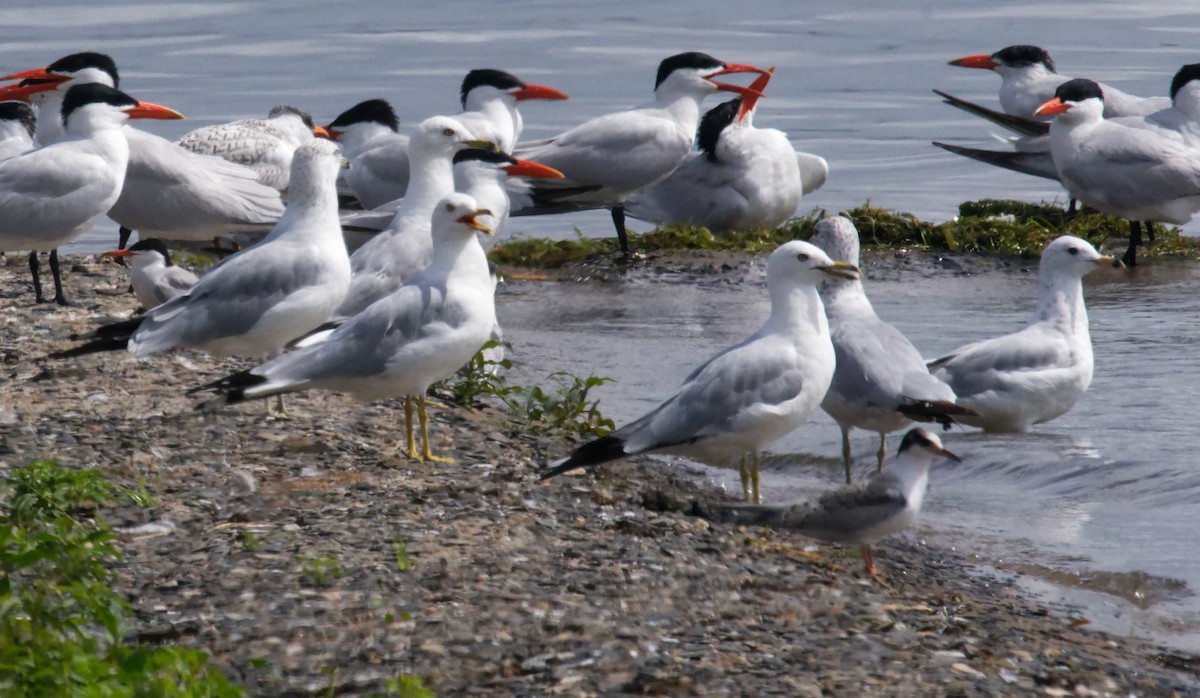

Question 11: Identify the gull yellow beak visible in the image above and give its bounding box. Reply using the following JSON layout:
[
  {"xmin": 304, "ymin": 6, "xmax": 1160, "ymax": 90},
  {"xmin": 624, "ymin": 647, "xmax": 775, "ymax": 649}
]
[
  {"xmin": 464, "ymin": 138, "xmax": 500, "ymax": 154},
  {"xmin": 818, "ymin": 261, "xmax": 860, "ymax": 280},
  {"xmin": 1096, "ymin": 254, "xmax": 1125, "ymax": 269},
  {"xmin": 457, "ymin": 208, "xmax": 494, "ymax": 235}
]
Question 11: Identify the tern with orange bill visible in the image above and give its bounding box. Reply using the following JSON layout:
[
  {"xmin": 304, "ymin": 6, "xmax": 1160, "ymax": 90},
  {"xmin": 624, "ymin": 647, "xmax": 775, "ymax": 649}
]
[{"xmin": 101, "ymin": 238, "xmax": 198, "ymax": 310}]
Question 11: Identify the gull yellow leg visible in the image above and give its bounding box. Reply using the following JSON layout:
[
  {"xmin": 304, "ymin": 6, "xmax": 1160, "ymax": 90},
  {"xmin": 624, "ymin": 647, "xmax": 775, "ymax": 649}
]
[
  {"xmin": 419, "ymin": 394, "xmax": 454, "ymax": 464},
  {"xmin": 750, "ymin": 453, "xmax": 762, "ymax": 504},
  {"xmin": 876, "ymin": 433, "xmax": 887, "ymax": 473},
  {"xmin": 739, "ymin": 456, "xmax": 751, "ymax": 502}
]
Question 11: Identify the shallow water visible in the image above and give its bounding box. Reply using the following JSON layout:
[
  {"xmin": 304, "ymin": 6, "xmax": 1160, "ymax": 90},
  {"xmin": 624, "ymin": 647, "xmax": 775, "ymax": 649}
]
[
  {"xmin": 500, "ymin": 257, "xmax": 1200, "ymax": 651},
  {"xmin": 6, "ymin": 0, "xmax": 1200, "ymax": 650}
]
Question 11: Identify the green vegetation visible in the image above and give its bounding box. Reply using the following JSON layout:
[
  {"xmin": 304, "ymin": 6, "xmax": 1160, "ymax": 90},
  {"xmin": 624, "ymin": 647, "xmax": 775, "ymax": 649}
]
[
  {"xmin": 490, "ymin": 200, "xmax": 1200, "ymax": 267},
  {"xmin": 298, "ymin": 555, "xmax": 345, "ymax": 588},
  {"xmin": 0, "ymin": 460, "xmax": 243, "ymax": 696}
]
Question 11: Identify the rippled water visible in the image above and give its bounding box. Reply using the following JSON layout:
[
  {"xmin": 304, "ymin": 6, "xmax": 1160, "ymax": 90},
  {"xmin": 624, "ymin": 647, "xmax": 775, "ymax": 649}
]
[{"xmin": 6, "ymin": 0, "xmax": 1200, "ymax": 650}]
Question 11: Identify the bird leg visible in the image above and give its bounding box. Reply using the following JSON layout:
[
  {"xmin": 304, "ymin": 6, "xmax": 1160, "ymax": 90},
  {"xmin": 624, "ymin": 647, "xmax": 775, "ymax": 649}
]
[
  {"xmin": 841, "ymin": 427, "xmax": 853, "ymax": 484},
  {"xmin": 610, "ymin": 205, "xmax": 631, "ymax": 257},
  {"xmin": 861, "ymin": 545, "xmax": 878, "ymax": 576},
  {"xmin": 273, "ymin": 394, "xmax": 288, "ymax": 416},
  {"xmin": 117, "ymin": 226, "xmax": 132, "ymax": 250},
  {"xmin": 876, "ymin": 433, "xmax": 887, "ymax": 473},
  {"xmin": 1144, "ymin": 220, "xmax": 1156, "ymax": 244},
  {"xmin": 49, "ymin": 249, "xmax": 71, "ymax": 306},
  {"xmin": 1122, "ymin": 220, "xmax": 1141, "ymax": 267},
  {"xmin": 404, "ymin": 396, "xmax": 419, "ymax": 459},
  {"xmin": 739, "ymin": 455, "xmax": 751, "ymax": 502},
  {"xmin": 418, "ymin": 394, "xmax": 454, "ymax": 463},
  {"xmin": 750, "ymin": 453, "xmax": 762, "ymax": 504},
  {"xmin": 28, "ymin": 251, "xmax": 45, "ymax": 303}
]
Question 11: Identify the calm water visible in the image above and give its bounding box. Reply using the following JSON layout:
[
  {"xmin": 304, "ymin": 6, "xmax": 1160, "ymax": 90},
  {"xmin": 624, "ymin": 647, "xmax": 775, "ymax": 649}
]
[{"xmin": 5, "ymin": 0, "xmax": 1200, "ymax": 649}]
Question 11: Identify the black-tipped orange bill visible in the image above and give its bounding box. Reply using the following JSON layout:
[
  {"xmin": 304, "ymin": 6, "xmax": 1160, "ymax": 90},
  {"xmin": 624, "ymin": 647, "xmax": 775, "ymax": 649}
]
[
  {"xmin": 100, "ymin": 249, "xmax": 135, "ymax": 258},
  {"xmin": 512, "ymin": 83, "xmax": 570, "ymax": 101},
  {"xmin": 949, "ymin": 54, "xmax": 998, "ymax": 70},
  {"xmin": 312, "ymin": 125, "xmax": 331, "ymax": 139},
  {"xmin": 124, "ymin": 101, "xmax": 186, "ymax": 120},
  {"xmin": 501, "ymin": 159, "xmax": 564, "ymax": 179},
  {"xmin": 458, "ymin": 208, "xmax": 495, "ymax": 235},
  {"xmin": 737, "ymin": 67, "xmax": 774, "ymax": 122},
  {"xmin": 1033, "ymin": 97, "xmax": 1070, "ymax": 116},
  {"xmin": 711, "ymin": 62, "xmax": 769, "ymax": 77}
]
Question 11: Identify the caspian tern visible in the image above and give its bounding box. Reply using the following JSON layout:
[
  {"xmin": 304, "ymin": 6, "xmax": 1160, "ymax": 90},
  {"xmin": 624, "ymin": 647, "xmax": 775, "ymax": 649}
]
[
  {"xmin": 101, "ymin": 238, "xmax": 198, "ymax": 310},
  {"xmin": 0, "ymin": 101, "xmax": 35, "ymax": 160},
  {"xmin": 514, "ymin": 52, "xmax": 767, "ymax": 253},
  {"xmin": 0, "ymin": 83, "xmax": 183, "ymax": 305},
  {"xmin": 0, "ymin": 53, "xmax": 284, "ymax": 250},
  {"xmin": 928, "ymin": 236, "xmax": 1121, "ymax": 431},
  {"xmin": 541, "ymin": 240, "xmax": 859, "ymax": 504},
  {"xmin": 325, "ymin": 99, "xmax": 410, "ymax": 209},
  {"xmin": 191, "ymin": 193, "xmax": 498, "ymax": 463},
  {"xmin": 335, "ymin": 116, "xmax": 498, "ymax": 319},
  {"xmin": 1035, "ymin": 78, "xmax": 1200, "ymax": 265},
  {"xmin": 810, "ymin": 216, "xmax": 974, "ymax": 484},
  {"xmin": 718, "ymin": 428, "xmax": 960, "ymax": 576},
  {"xmin": 625, "ymin": 69, "xmax": 827, "ymax": 232},
  {"xmin": 55, "ymin": 140, "xmax": 351, "ymax": 358},
  {"xmin": 177, "ymin": 105, "xmax": 328, "ymax": 192},
  {"xmin": 948, "ymin": 45, "xmax": 1169, "ymax": 120},
  {"xmin": 454, "ymin": 69, "xmax": 570, "ymax": 153}
]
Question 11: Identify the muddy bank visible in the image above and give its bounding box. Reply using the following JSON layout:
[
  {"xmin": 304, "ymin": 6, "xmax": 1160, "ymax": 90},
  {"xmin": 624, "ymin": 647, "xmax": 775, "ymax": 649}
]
[{"xmin": 1, "ymin": 253, "xmax": 1197, "ymax": 696}]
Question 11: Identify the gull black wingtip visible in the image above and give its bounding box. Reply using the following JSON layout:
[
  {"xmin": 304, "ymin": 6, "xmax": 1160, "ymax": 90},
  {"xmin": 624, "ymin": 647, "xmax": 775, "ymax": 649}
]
[{"xmin": 540, "ymin": 434, "xmax": 628, "ymax": 480}]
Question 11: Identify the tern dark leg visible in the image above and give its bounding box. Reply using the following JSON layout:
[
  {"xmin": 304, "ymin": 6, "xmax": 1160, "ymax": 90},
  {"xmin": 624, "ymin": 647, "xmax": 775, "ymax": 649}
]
[
  {"xmin": 49, "ymin": 249, "xmax": 70, "ymax": 306},
  {"xmin": 840, "ymin": 427, "xmax": 853, "ymax": 484},
  {"xmin": 117, "ymin": 227, "xmax": 132, "ymax": 250},
  {"xmin": 876, "ymin": 433, "xmax": 887, "ymax": 473},
  {"xmin": 610, "ymin": 206, "xmax": 630, "ymax": 256},
  {"xmin": 1122, "ymin": 220, "xmax": 1141, "ymax": 267},
  {"xmin": 1144, "ymin": 220, "xmax": 1155, "ymax": 244},
  {"xmin": 1067, "ymin": 198, "xmax": 1077, "ymax": 215},
  {"xmin": 28, "ymin": 251, "xmax": 45, "ymax": 303}
]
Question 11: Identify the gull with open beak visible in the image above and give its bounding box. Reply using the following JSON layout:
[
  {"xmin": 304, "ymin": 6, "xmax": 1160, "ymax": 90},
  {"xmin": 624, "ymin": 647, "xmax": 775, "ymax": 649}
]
[
  {"xmin": 191, "ymin": 193, "xmax": 499, "ymax": 464},
  {"xmin": 514, "ymin": 52, "xmax": 768, "ymax": 253},
  {"xmin": 0, "ymin": 82, "xmax": 184, "ymax": 305}
]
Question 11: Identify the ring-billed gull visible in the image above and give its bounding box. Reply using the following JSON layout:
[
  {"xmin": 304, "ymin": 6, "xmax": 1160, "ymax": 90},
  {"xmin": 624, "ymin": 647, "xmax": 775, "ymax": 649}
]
[
  {"xmin": 719, "ymin": 427, "xmax": 960, "ymax": 576},
  {"xmin": 191, "ymin": 193, "xmax": 498, "ymax": 463},
  {"xmin": 541, "ymin": 240, "xmax": 858, "ymax": 503},
  {"xmin": 928, "ymin": 235, "xmax": 1122, "ymax": 432},
  {"xmin": 811, "ymin": 215, "xmax": 975, "ymax": 483},
  {"xmin": 55, "ymin": 140, "xmax": 350, "ymax": 360}
]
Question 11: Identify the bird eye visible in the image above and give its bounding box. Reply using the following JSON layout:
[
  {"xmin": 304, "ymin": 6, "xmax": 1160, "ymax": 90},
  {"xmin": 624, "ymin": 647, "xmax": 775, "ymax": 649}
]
[
  {"xmin": 797, "ymin": 253, "xmax": 809, "ymax": 262},
  {"xmin": 443, "ymin": 128, "xmax": 455, "ymax": 136},
  {"xmin": 445, "ymin": 203, "xmax": 454, "ymax": 212},
  {"xmin": 1067, "ymin": 247, "xmax": 1079, "ymax": 255}
]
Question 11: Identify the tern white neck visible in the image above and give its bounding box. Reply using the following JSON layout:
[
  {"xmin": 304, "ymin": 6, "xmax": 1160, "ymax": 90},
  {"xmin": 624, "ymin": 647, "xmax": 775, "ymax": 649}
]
[
  {"xmin": 460, "ymin": 95, "xmax": 520, "ymax": 151},
  {"xmin": 888, "ymin": 454, "xmax": 934, "ymax": 512}
]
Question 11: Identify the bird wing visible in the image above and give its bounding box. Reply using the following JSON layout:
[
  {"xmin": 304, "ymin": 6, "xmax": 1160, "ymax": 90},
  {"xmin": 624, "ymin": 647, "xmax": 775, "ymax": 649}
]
[
  {"xmin": 828, "ymin": 310, "xmax": 955, "ymax": 409},
  {"xmin": 1060, "ymin": 125, "xmax": 1200, "ymax": 208},
  {"xmin": 0, "ymin": 146, "xmax": 118, "ymax": 243},
  {"xmin": 931, "ymin": 325, "xmax": 1071, "ymax": 401},
  {"xmin": 787, "ymin": 473, "xmax": 907, "ymax": 543}
]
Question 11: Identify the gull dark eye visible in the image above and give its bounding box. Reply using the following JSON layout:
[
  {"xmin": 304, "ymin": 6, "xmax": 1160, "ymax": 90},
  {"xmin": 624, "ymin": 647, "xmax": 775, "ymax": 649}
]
[
  {"xmin": 1067, "ymin": 247, "xmax": 1079, "ymax": 255},
  {"xmin": 443, "ymin": 128, "xmax": 455, "ymax": 136},
  {"xmin": 797, "ymin": 253, "xmax": 809, "ymax": 262},
  {"xmin": 445, "ymin": 203, "xmax": 454, "ymax": 212}
]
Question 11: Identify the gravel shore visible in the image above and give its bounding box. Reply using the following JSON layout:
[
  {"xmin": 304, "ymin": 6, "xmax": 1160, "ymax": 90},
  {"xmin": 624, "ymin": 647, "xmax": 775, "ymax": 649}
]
[{"xmin": 1, "ymin": 253, "xmax": 1197, "ymax": 697}]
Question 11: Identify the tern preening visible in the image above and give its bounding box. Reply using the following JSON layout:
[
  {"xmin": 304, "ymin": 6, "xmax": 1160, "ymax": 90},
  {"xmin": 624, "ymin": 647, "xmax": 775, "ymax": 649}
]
[
  {"xmin": 0, "ymin": 52, "xmax": 284, "ymax": 252},
  {"xmin": 541, "ymin": 240, "xmax": 858, "ymax": 504},
  {"xmin": 55, "ymin": 139, "xmax": 351, "ymax": 359},
  {"xmin": 0, "ymin": 83, "xmax": 184, "ymax": 305},
  {"xmin": 626, "ymin": 68, "xmax": 826, "ymax": 232},
  {"xmin": 101, "ymin": 238, "xmax": 198, "ymax": 310},
  {"xmin": 718, "ymin": 428, "xmax": 960, "ymax": 576},
  {"xmin": 0, "ymin": 101, "xmax": 35, "ymax": 161},
  {"xmin": 191, "ymin": 193, "xmax": 498, "ymax": 463},
  {"xmin": 514, "ymin": 52, "xmax": 767, "ymax": 254},
  {"xmin": 928, "ymin": 235, "xmax": 1122, "ymax": 432},
  {"xmin": 811, "ymin": 216, "xmax": 974, "ymax": 483}
]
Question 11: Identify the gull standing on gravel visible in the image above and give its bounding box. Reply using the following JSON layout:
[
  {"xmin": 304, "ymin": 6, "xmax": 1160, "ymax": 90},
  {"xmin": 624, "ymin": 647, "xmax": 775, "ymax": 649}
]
[
  {"xmin": 811, "ymin": 216, "xmax": 974, "ymax": 483},
  {"xmin": 0, "ymin": 83, "xmax": 184, "ymax": 305},
  {"xmin": 0, "ymin": 101, "xmax": 35, "ymax": 160},
  {"xmin": 928, "ymin": 235, "xmax": 1121, "ymax": 432},
  {"xmin": 719, "ymin": 428, "xmax": 960, "ymax": 576},
  {"xmin": 101, "ymin": 238, "xmax": 198, "ymax": 310},
  {"xmin": 0, "ymin": 52, "xmax": 284, "ymax": 251},
  {"xmin": 514, "ymin": 52, "xmax": 767, "ymax": 253},
  {"xmin": 335, "ymin": 117, "xmax": 498, "ymax": 319},
  {"xmin": 541, "ymin": 240, "xmax": 859, "ymax": 503},
  {"xmin": 191, "ymin": 193, "xmax": 498, "ymax": 463},
  {"xmin": 55, "ymin": 140, "xmax": 351, "ymax": 359},
  {"xmin": 177, "ymin": 104, "xmax": 328, "ymax": 192},
  {"xmin": 627, "ymin": 69, "xmax": 826, "ymax": 232}
]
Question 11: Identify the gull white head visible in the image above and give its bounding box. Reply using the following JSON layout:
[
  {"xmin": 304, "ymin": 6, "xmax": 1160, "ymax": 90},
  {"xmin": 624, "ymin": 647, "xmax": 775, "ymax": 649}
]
[
  {"xmin": 809, "ymin": 215, "xmax": 862, "ymax": 269},
  {"xmin": 767, "ymin": 239, "xmax": 859, "ymax": 292},
  {"xmin": 1039, "ymin": 235, "xmax": 1122, "ymax": 280},
  {"xmin": 408, "ymin": 115, "xmax": 498, "ymax": 161},
  {"xmin": 431, "ymin": 192, "xmax": 493, "ymax": 246}
]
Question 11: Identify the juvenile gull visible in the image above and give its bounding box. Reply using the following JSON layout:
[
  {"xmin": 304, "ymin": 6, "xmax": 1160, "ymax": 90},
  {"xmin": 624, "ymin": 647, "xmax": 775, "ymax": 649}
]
[
  {"xmin": 542, "ymin": 240, "xmax": 858, "ymax": 503},
  {"xmin": 811, "ymin": 216, "xmax": 974, "ymax": 483},
  {"xmin": 191, "ymin": 193, "xmax": 498, "ymax": 463},
  {"xmin": 101, "ymin": 238, "xmax": 198, "ymax": 310},
  {"xmin": 928, "ymin": 235, "xmax": 1121, "ymax": 432},
  {"xmin": 720, "ymin": 428, "xmax": 959, "ymax": 575}
]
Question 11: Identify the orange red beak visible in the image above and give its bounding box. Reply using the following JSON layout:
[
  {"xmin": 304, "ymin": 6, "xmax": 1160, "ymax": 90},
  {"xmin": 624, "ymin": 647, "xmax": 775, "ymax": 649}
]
[
  {"xmin": 124, "ymin": 101, "xmax": 186, "ymax": 120},
  {"xmin": 1033, "ymin": 97, "xmax": 1070, "ymax": 116},
  {"xmin": 512, "ymin": 83, "xmax": 570, "ymax": 101},
  {"xmin": 0, "ymin": 68, "xmax": 70, "ymax": 101},
  {"xmin": 737, "ymin": 67, "xmax": 774, "ymax": 122},
  {"xmin": 501, "ymin": 159, "xmax": 564, "ymax": 179},
  {"xmin": 949, "ymin": 54, "xmax": 999, "ymax": 70}
]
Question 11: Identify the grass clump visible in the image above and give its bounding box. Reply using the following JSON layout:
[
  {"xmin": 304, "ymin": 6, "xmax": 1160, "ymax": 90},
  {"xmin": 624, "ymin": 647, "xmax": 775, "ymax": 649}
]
[
  {"xmin": 0, "ymin": 460, "xmax": 243, "ymax": 696},
  {"xmin": 298, "ymin": 556, "xmax": 345, "ymax": 588}
]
